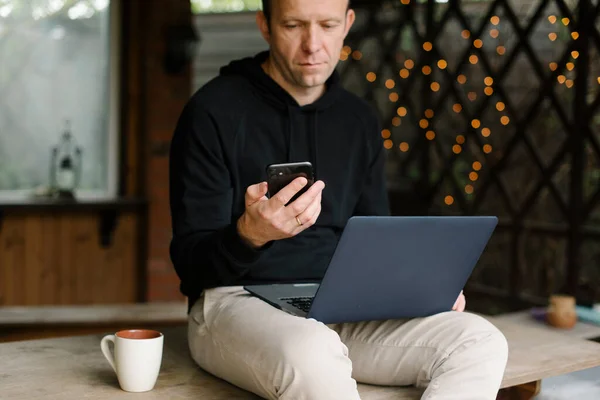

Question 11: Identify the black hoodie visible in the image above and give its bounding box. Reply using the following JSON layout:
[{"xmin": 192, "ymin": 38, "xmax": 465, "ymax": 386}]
[{"xmin": 169, "ymin": 51, "xmax": 389, "ymax": 308}]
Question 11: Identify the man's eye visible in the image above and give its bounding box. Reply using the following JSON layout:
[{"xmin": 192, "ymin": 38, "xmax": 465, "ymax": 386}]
[
  {"xmin": 285, "ymin": 25, "xmax": 298, "ymax": 29},
  {"xmin": 323, "ymin": 25, "xmax": 336, "ymax": 29}
]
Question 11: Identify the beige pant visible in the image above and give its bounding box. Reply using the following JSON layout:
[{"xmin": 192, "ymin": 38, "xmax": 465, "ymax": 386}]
[{"xmin": 188, "ymin": 286, "xmax": 508, "ymax": 400}]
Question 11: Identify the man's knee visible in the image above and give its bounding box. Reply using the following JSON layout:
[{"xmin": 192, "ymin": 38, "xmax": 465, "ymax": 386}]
[{"xmin": 447, "ymin": 312, "xmax": 509, "ymax": 366}]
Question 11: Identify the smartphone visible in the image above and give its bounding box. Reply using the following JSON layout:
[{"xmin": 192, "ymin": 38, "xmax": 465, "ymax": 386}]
[{"xmin": 266, "ymin": 161, "xmax": 315, "ymax": 204}]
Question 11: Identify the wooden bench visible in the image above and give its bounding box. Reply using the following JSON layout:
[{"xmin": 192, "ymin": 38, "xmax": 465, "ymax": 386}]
[{"xmin": 2, "ymin": 312, "xmax": 600, "ymax": 399}]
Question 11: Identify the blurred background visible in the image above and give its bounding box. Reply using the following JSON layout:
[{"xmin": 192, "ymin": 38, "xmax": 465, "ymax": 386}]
[{"xmin": 0, "ymin": 0, "xmax": 599, "ymax": 320}]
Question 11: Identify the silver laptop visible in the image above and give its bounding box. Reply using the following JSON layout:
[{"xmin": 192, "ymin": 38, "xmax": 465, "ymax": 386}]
[{"xmin": 244, "ymin": 216, "xmax": 497, "ymax": 324}]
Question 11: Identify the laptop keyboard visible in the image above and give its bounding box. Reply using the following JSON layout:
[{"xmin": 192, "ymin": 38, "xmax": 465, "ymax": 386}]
[{"xmin": 280, "ymin": 296, "xmax": 314, "ymax": 312}]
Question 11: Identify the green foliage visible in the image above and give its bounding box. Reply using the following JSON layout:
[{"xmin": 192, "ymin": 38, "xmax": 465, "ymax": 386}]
[{"xmin": 190, "ymin": 0, "xmax": 262, "ymax": 14}]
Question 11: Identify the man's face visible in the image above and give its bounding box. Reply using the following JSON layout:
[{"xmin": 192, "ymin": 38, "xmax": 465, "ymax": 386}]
[{"xmin": 260, "ymin": 0, "xmax": 355, "ymax": 90}]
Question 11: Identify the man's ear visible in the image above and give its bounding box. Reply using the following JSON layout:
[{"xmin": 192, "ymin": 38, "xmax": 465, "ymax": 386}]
[
  {"xmin": 343, "ymin": 9, "xmax": 356, "ymax": 38},
  {"xmin": 256, "ymin": 11, "xmax": 271, "ymax": 44}
]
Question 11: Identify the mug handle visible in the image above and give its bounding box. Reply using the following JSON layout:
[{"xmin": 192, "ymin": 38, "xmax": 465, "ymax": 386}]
[{"xmin": 100, "ymin": 335, "xmax": 117, "ymax": 373}]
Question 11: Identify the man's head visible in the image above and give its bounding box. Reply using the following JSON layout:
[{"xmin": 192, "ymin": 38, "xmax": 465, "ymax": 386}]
[{"xmin": 257, "ymin": 0, "xmax": 355, "ymax": 95}]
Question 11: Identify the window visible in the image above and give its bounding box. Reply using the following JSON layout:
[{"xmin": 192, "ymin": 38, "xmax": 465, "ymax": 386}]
[
  {"xmin": 191, "ymin": 0, "xmax": 261, "ymax": 14},
  {"xmin": 0, "ymin": 0, "xmax": 120, "ymax": 200}
]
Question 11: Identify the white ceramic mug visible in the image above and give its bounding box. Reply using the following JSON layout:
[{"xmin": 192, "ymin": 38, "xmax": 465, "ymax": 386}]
[{"xmin": 100, "ymin": 329, "xmax": 164, "ymax": 392}]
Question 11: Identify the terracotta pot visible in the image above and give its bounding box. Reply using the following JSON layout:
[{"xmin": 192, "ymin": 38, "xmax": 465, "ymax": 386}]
[{"xmin": 546, "ymin": 295, "xmax": 577, "ymax": 329}]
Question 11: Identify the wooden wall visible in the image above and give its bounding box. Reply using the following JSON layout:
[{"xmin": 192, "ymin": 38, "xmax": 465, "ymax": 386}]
[{"xmin": 0, "ymin": 212, "xmax": 141, "ymax": 305}]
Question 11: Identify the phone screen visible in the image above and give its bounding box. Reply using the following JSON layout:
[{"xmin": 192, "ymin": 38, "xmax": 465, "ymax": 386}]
[{"xmin": 266, "ymin": 162, "xmax": 315, "ymax": 203}]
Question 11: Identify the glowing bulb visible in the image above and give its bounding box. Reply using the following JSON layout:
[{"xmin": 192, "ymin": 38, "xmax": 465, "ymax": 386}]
[
  {"xmin": 481, "ymin": 128, "xmax": 491, "ymax": 137},
  {"xmin": 501, "ymin": 116, "xmax": 510, "ymax": 125},
  {"xmin": 389, "ymin": 92, "xmax": 399, "ymax": 102},
  {"xmin": 423, "ymin": 42, "xmax": 433, "ymax": 51},
  {"xmin": 484, "ymin": 87, "xmax": 494, "ymax": 96},
  {"xmin": 425, "ymin": 109, "xmax": 434, "ymax": 119},
  {"xmin": 490, "ymin": 29, "xmax": 499, "ymax": 39},
  {"xmin": 549, "ymin": 33, "xmax": 558, "ymax": 41},
  {"xmin": 497, "ymin": 46, "xmax": 506, "ymax": 55},
  {"xmin": 472, "ymin": 119, "xmax": 481, "ymax": 129},
  {"xmin": 366, "ymin": 72, "xmax": 376, "ymax": 82},
  {"xmin": 399, "ymin": 142, "xmax": 410, "ymax": 152},
  {"xmin": 431, "ymin": 82, "xmax": 441, "ymax": 92},
  {"xmin": 566, "ymin": 79, "xmax": 574, "ymax": 88},
  {"xmin": 392, "ymin": 117, "xmax": 401, "ymax": 127},
  {"xmin": 473, "ymin": 161, "xmax": 482, "ymax": 171},
  {"xmin": 404, "ymin": 59, "xmax": 415, "ymax": 69},
  {"xmin": 461, "ymin": 30, "xmax": 471, "ymax": 39},
  {"xmin": 468, "ymin": 92, "xmax": 477, "ymax": 101},
  {"xmin": 426, "ymin": 130, "xmax": 436, "ymax": 140},
  {"xmin": 496, "ymin": 102, "xmax": 505, "ymax": 111},
  {"xmin": 397, "ymin": 107, "xmax": 408, "ymax": 117},
  {"xmin": 352, "ymin": 50, "xmax": 362, "ymax": 60},
  {"xmin": 469, "ymin": 172, "xmax": 479, "ymax": 181},
  {"xmin": 386, "ymin": 79, "xmax": 396, "ymax": 89},
  {"xmin": 452, "ymin": 144, "xmax": 462, "ymax": 154},
  {"xmin": 484, "ymin": 77, "xmax": 494, "ymax": 86},
  {"xmin": 456, "ymin": 135, "xmax": 465, "ymax": 144},
  {"xmin": 381, "ymin": 129, "xmax": 391, "ymax": 139},
  {"xmin": 400, "ymin": 69, "xmax": 410, "ymax": 79},
  {"xmin": 445, "ymin": 195, "xmax": 454, "ymax": 206},
  {"xmin": 419, "ymin": 119, "xmax": 430, "ymax": 129},
  {"xmin": 572, "ymin": 32, "xmax": 579, "ymax": 40},
  {"xmin": 548, "ymin": 15, "xmax": 557, "ymax": 24},
  {"xmin": 469, "ymin": 55, "xmax": 479, "ymax": 64},
  {"xmin": 465, "ymin": 185, "xmax": 474, "ymax": 194},
  {"xmin": 557, "ymin": 75, "xmax": 566, "ymax": 84},
  {"xmin": 571, "ymin": 51, "xmax": 579, "ymax": 59},
  {"xmin": 457, "ymin": 75, "xmax": 467, "ymax": 84},
  {"xmin": 422, "ymin": 66, "xmax": 432, "ymax": 75},
  {"xmin": 490, "ymin": 16, "xmax": 500, "ymax": 25},
  {"xmin": 384, "ymin": 139, "xmax": 393, "ymax": 149},
  {"xmin": 438, "ymin": 59, "xmax": 448, "ymax": 69},
  {"xmin": 483, "ymin": 144, "xmax": 493, "ymax": 154},
  {"xmin": 562, "ymin": 17, "xmax": 570, "ymax": 26},
  {"xmin": 474, "ymin": 39, "xmax": 483, "ymax": 48},
  {"xmin": 453, "ymin": 104, "xmax": 463, "ymax": 113},
  {"xmin": 549, "ymin": 62, "xmax": 558, "ymax": 71}
]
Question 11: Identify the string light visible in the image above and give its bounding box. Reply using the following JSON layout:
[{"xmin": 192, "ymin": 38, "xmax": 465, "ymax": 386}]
[
  {"xmin": 401, "ymin": 0, "xmax": 410, "ymax": 4},
  {"xmin": 453, "ymin": 144, "xmax": 462, "ymax": 154},
  {"xmin": 381, "ymin": 129, "xmax": 391, "ymax": 139},
  {"xmin": 389, "ymin": 92, "xmax": 399, "ymax": 102},
  {"xmin": 384, "ymin": 139, "xmax": 393, "ymax": 149},
  {"xmin": 457, "ymin": 74, "xmax": 467, "ymax": 84},
  {"xmin": 481, "ymin": 127, "xmax": 491, "ymax": 137},
  {"xmin": 425, "ymin": 109, "xmax": 435, "ymax": 119},
  {"xmin": 453, "ymin": 104, "xmax": 463, "ymax": 113},
  {"xmin": 571, "ymin": 51, "xmax": 579, "ymax": 59},
  {"xmin": 490, "ymin": 16, "xmax": 500, "ymax": 25},
  {"xmin": 400, "ymin": 69, "xmax": 410, "ymax": 79},
  {"xmin": 405, "ymin": 59, "xmax": 415, "ymax": 69},
  {"xmin": 468, "ymin": 92, "xmax": 477, "ymax": 101},
  {"xmin": 431, "ymin": 82, "xmax": 441, "ymax": 92},
  {"xmin": 465, "ymin": 185, "xmax": 474, "ymax": 194},
  {"xmin": 549, "ymin": 62, "xmax": 558, "ymax": 71},
  {"xmin": 397, "ymin": 107, "xmax": 408, "ymax": 117},
  {"xmin": 456, "ymin": 135, "xmax": 466, "ymax": 144},
  {"xmin": 496, "ymin": 101, "xmax": 505, "ymax": 111},
  {"xmin": 483, "ymin": 144, "xmax": 493, "ymax": 154},
  {"xmin": 566, "ymin": 79, "xmax": 574, "ymax": 88},
  {"xmin": 352, "ymin": 50, "xmax": 362, "ymax": 60},
  {"xmin": 469, "ymin": 55, "xmax": 479, "ymax": 64},
  {"xmin": 472, "ymin": 119, "xmax": 481, "ymax": 129},
  {"xmin": 399, "ymin": 142, "xmax": 410, "ymax": 152},
  {"xmin": 566, "ymin": 62, "xmax": 575, "ymax": 71},
  {"xmin": 548, "ymin": 15, "xmax": 557, "ymax": 24},
  {"xmin": 392, "ymin": 117, "xmax": 401, "ymax": 127},
  {"xmin": 461, "ymin": 30, "xmax": 471, "ymax": 39},
  {"xmin": 557, "ymin": 75, "xmax": 566, "ymax": 84},
  {"xmin": 438, "ymin": 59, "xmax": 448, "ymax": 69},
  {"xmin": 366, "ymin": 72, "xmax": 376, "ymax": 82},
  {"xmin": 597, "ymin": 77, "xmax": 600, "ymax": 85},
  {"xmin": 423, "ymin": 42, "xmax": 433, "ymax": 51},
  {"xmin": 484, "ymin": 87, "xmax": 494, "ymax": 96},
  {"xmin": 562, "ymin": 17, "xmax": 570, "ymax": 26},
  {"xmin": 572, "ymin": 32, "xmax": 579, "ymax": 40},
  {"xmin": 342, "ymin": 46, "xmax": 351, "ymax": 55},
  {"xmin": 501, "ymin": 116, "xmax": 510, "ymax": 125},
  {"xmin": 340, "ymin": 51, "xmax": 348, "ymax": 61},
  {"xmin": 473, "ymin": 161, "xmax": 482, "ymax": 171},
  {"xmin": 445, "ymin": 195, "xmax": 454, "ymax": 206},
  {"xmin": 469, "ymin": 172, "xmax": 479, "ymax": 181},
  {"xmin": 419, "ymin": 119, "xmax": 430, "ymax": 129},
  {"xmin": 474, "ymin": 39, "xmax": 483, "ymax": 48},
  {"xmin": 426, "ymin": 130, "xmax": 436, "ymax": 140},
  {"xmin": 548, "ymin": 33, "xmax": 558, "ymax": 41},
  {"xmin": 490, "ymin": 29, "xmax": 499, "ymax": 39},
  {"xmin": 422, "ymin": 66, "xmax": 432, "ymax": 75},
  {"xmin": 484, "ymin": 77, "xmax": 494, "ymax": 86},
  {"xmin": 497, "ymin": 46, "xmax": 506, "ymax": 55}
]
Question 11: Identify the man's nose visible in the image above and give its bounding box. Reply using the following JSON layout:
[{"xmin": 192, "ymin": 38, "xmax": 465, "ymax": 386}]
[{"xmin": 302, "ymin": 25, "xmax": 321, "ymax": 54}]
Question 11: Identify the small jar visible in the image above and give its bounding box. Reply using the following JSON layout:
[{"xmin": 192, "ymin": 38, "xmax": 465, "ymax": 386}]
[{"xmin": 546, "ymin": 295, "xmax": 577, "ymax": 329}]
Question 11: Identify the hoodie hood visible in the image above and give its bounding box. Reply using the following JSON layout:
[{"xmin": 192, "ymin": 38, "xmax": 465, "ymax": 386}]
[{"xmin": 219, "ymin": 51, "xmax": 343, "ymax": 170}]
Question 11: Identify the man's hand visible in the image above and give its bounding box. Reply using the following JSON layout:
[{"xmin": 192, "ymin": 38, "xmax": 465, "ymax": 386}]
[
  {"xmin": 237, "ymin": 177, "xmax": 325, "ymax": 248},
  {"xmin": 452, "ymin": 291, "xmax": 466, "ymax": 312}
]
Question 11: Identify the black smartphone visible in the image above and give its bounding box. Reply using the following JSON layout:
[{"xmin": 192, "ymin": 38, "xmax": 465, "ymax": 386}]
[{"xmin": 266, "ymin": 161, "xmax": 315, "ymax": 204}]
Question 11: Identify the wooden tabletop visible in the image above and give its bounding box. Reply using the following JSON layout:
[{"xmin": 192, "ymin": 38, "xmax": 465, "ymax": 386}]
[{"xmin": 1, "ymin": 314, "xmax": 600, "ymax": 399}]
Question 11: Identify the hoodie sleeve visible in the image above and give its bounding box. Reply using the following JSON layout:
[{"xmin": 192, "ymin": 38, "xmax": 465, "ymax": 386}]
[
  {"xmin": 169, "ymin": 101, "xmax": 265, "ymax": 294},
  {"xmin": 353, "ymin": 114, "xmax": 391, "ymax": 217}
]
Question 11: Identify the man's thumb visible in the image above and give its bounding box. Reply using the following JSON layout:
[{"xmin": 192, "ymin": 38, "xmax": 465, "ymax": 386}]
[{"xmin": 246, "ymin": 182, "xmax": 268, "ymax": 205}]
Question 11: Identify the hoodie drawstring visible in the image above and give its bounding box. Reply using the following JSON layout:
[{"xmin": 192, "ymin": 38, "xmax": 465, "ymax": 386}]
[{"xmin": 311, "ymin": 111, "xmax": 319, "ymax": 179}]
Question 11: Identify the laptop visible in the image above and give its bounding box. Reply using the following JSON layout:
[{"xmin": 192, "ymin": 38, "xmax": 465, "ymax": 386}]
[{"xmin": 244, "ymin": 216, "xmax": 498, "ymax": 324}]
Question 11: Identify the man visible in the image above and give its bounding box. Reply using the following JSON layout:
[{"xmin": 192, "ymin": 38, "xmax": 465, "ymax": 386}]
[{"xmin": 169, "ymin": 0, "xmax": 508, "ymax": 398}]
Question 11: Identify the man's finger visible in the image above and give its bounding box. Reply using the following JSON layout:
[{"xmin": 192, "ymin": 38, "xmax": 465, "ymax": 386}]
[
  {"xmin": 269, "ymin": 177, "xmax": 308, "ymax": 208},
  {"xmin": 284, "ymin": 180, "xmax": 325, "ymax": 217},
  {"xmin": 245, "ymin": 182, "xmax": 268, "ymax": 207}
]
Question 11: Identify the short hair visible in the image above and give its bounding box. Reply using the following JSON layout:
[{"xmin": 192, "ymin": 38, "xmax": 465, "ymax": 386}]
[{"xmin": 261, "ymin": 0, "xmax": 350, "ymax": 26}]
